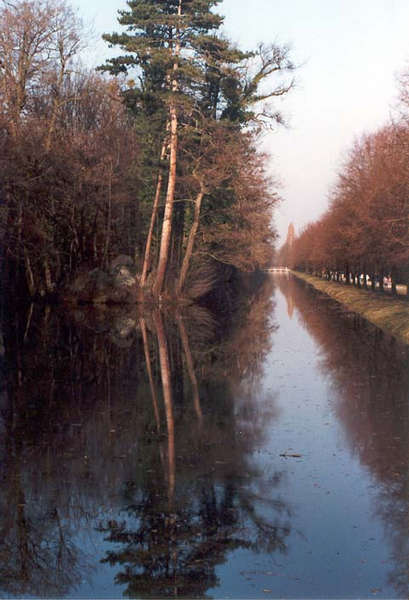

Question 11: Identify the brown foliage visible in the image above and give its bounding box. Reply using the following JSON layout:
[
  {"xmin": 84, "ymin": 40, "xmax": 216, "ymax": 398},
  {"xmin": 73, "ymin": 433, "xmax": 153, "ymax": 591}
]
[
  {"xmin": 290, "ymin": 121, "xmax": 409, "ymax": 292},
  {"xmin": 199, "ymin": 133, "xmax": 279, "ymax": 271},
  {"xmin": 2, "ymin": 70, "xmax": 140, "ymax": 298}
]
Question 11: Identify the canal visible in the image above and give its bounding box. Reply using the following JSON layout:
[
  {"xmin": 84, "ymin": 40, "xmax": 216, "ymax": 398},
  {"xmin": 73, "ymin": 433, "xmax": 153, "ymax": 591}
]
[{"xmin": 1, "ymin": 274, "xmax": 408, "ymax": 598}]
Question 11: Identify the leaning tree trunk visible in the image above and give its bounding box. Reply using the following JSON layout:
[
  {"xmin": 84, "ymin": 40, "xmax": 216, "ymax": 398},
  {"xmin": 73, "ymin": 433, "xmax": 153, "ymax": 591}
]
[
  {"xmin": 176, "ymin": 189, "xmax": 204, "ymax": 295},
  {"xmin": 23, "ymin": 248, "xmax": 36, "ymax": 297},
  {"xmin": 177, "ymin": 314, "xmax": 203, "ymax": 423}
]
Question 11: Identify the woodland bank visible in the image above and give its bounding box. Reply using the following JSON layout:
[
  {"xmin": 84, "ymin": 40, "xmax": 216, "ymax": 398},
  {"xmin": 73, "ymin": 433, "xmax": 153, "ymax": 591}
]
[
  {"xmin": 292, "ymin": 271, "xmax": 409, "ymax": 345},
  {"xmin": 0, "ymin": 0, "xmax": 295, "ymax": 306}
]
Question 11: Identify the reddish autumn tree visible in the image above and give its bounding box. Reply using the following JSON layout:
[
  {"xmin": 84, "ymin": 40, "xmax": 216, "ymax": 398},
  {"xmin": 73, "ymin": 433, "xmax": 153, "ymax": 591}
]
[
  {"xmin": 198, "ymin": 133, "xmax": 279, "ymax": 274},
  {"xmin": 292, "ymin": 120, "xmax": 409, "ymax": 295}
]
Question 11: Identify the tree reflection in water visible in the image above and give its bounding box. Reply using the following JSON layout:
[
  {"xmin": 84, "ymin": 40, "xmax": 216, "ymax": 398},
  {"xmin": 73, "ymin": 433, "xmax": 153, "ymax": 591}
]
[
  {"xmin": 276, "ymin": 274, "xmax": 409, "ymax": 598},
  {"xmin": 0, "ymin": 273, "xmax": 289, "ymax": 598}
]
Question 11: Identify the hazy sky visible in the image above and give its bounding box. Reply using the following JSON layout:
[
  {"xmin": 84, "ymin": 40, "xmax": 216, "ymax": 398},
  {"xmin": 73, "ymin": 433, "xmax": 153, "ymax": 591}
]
[{"xmin": 72, "ymin": 0, "xmax": 409, "ymax": 241}]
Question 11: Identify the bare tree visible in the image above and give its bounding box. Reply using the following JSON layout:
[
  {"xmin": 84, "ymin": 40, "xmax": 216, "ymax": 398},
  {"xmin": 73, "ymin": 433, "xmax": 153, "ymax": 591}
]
[{"xmin": 0, "ymin": 0, "xmax": 83, "ymax": 139}]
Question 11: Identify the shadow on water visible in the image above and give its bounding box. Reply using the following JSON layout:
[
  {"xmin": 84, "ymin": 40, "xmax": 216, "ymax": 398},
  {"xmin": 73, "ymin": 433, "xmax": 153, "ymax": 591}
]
[
  {"xmin": 276, "ymin": 274, "xmax": 409, "ymax": 597},
  {"xmin": 0, "ymin": 273, "xmax": 291, "ymax": 598}
]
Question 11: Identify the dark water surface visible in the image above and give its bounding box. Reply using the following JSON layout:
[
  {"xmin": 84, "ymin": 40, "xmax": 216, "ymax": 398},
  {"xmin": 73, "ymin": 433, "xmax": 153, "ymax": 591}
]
[{"xmin": 1, "ymin": 274, "xmax": 409, "ymax": 599}]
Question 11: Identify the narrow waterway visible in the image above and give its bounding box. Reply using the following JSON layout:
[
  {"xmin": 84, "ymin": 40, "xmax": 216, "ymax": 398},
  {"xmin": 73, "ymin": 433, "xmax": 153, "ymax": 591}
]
[{"xmin": 1, "ymin": 274, "xmax": 408, "ymax": 598}]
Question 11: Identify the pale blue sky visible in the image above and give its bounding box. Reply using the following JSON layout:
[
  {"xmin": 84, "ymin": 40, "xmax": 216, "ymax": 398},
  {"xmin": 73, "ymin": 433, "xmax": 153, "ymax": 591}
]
[{"xmin": 72, "ymin": 0, "xmax": 409, "ymax": 241}]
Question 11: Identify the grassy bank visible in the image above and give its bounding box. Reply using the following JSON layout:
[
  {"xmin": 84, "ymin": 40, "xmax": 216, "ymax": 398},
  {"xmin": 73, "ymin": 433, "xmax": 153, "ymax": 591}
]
[{"xmin": 292, "ymin": 271, "xmax": 409, "ymax": 345}]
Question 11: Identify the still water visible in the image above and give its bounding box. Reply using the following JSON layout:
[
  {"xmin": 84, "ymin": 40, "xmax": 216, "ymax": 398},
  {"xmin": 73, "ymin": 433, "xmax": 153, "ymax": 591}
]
[{"xmin": 1, "ymin": 274, "xmax": 409, "ymax": 598}]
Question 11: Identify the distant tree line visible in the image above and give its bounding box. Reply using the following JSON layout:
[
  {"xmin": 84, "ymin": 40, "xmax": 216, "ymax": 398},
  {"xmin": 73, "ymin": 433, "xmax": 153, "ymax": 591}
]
[
  {"xmin": 277, "ymin": 70, "xmax": 409, "ymax": 296},
  {"xmin": 0, "ymin": 0, "xmax": 294, "ymax": 302}
]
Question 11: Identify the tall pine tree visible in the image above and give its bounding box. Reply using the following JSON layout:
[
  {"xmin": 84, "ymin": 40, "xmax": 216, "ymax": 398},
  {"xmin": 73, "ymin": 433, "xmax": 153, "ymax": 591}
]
[
  {"xmin": 100, "ymin": 0, "xmax": 229, "ymax": 295},
  {"xmin": 100, "ymin": 1, "xmax": 295, "ymax": 297}
]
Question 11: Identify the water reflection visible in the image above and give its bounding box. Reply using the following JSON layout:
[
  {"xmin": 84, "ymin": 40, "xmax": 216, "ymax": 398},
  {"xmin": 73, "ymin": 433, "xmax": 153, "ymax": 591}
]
[
  {"xmin": 276, "ymin": 275, "xmax": 409, "ymax": 597},
  {"xmin": 0, "ymin": 273, "xmax": 291, "ymax": 598},
  {"xmin": 4, "ymin": 273, "xmax": 409, "ymax": 598}
]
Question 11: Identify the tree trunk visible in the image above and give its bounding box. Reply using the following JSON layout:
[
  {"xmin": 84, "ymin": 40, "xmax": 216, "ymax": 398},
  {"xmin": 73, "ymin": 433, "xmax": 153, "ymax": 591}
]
[
  {"xmin": 153, "ymin": 311, "xmax": 175, "ymax": 504},
  {"xmin": 45, "ymin": 60, "xmax": 66, "ymax": 152},
  {"xmin": 103, "ymin": 164, "xmax": 113, "ymax": 269},
  {"xmin": 379, "ymin": 270, "xmax": 384, "ymax": 292},
  {"xmin": 152, "ymin": 0, "xmax": 182, "ymax": 298},
  {"xmin": 177, "ymin": 314, "xmax": 202, "ymax": 423},
  {"xmin": 171, "ymin": 197, "xmax": 185, "ymax": 273},
  {"xmin": 176, "ymin": 190, "xmax": 204, "ymax": 295},
  {"xmin": 43, "ymin": 256, "xmax": 54, "ymax": 294},
  {"xmin": 23, "ymin": 303, "xmax": 34, "ymax": 342},
  {"xmin": 345, "ymin": 262, "xmax": 350, "ymax": 285},
  {"xmin": 140, "ymin": 135, "xmax": 168, "ymax": 287},
  {"xmin": 140, "ymin": 318, "xmax": 161, "ymax": 432},
  {"xmin": 391, "ymin": 266, "xmax": 398, "ymax": 296},
  {"xmin": 153, "ymin": 103, "xmax": 177, "ymax": 297},
  {"xmin": 23, "ymin": 248, "xmax": 35, "ymax": 297}
]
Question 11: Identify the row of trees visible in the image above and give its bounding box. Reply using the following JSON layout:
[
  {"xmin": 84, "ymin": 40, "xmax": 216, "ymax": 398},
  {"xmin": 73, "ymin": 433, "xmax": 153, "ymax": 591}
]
[
  {"xmin": 1, "ymin": 0, "xmax": 294, "ymax": 302},
  {"xmin": 277, "ymin": 72, "xmax": 409, "ymax": 295}
]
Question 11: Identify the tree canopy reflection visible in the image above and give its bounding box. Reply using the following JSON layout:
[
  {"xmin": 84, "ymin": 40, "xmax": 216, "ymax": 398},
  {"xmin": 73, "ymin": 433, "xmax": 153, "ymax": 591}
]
[{"xmin": 0, "ymin": 273, "xmax": 289, "ymax": 598}]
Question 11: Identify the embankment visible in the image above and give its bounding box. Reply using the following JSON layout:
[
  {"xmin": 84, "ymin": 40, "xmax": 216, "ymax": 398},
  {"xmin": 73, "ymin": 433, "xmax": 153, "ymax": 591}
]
[{"xmin": 292, "ymin": 271, "xmax": 409, "ymax": 345}]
